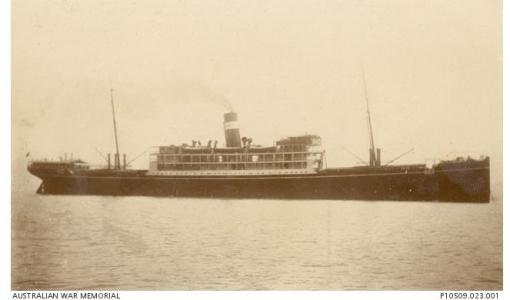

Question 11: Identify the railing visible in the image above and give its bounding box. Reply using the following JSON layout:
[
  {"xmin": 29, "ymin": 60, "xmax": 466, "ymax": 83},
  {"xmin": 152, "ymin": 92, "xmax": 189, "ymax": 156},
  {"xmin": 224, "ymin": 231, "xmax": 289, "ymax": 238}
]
[
  {"xmin": 149, "ymin": 151, "xmax": 324, "ymax": 157},
  {"xmin": 149, "ymin": 150, "xmax": 324, "ymax": 171},
  {"xmin": 155, "ymin": 163, "xmax": 312, "ymax": 171},
  {"xmin": 154, "ymin": 160, "xmax": 317, "ymax": 165}
]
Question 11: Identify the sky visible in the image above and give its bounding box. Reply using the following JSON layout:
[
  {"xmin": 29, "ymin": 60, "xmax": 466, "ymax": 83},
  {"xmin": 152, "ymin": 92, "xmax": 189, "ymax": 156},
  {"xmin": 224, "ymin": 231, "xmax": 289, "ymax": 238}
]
[{"xmin": 12, "ymin": 0, "xmax": 502, "ymax": 190}]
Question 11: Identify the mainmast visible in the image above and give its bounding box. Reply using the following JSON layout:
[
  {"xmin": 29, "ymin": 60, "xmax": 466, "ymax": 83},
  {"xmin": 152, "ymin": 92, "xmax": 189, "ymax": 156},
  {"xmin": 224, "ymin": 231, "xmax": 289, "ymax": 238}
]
[
  {"xmin": 362, "ymin": 69, "xmax": 381, "ymax": 167},
  {"xmin": 110, "ymin": 87, "xmax": 121, "ymax": 169}
]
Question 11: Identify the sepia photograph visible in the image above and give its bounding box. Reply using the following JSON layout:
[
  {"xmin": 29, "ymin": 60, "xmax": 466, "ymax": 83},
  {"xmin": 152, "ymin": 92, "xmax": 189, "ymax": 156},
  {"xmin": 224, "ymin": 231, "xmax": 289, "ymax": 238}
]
[{"xmin": 10, "ymin": 0, "xmax": 502, "ymax": 294}]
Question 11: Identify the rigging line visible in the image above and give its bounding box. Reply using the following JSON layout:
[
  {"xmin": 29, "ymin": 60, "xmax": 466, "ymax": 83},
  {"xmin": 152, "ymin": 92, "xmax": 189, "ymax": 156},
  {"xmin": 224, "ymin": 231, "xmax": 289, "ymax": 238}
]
[
  {"xmin": 127, "ymin": 147, "xmax": 153, "ymax": 166},
  {"xmin": 383, "ymin": 148, "xmax": 415, "ymax": 166},
  {"xmin": 94, "ymin": 148, "xmax": 108, "ymax": 163},
  {"xmin": 342, "ymin": 146, "xmax": 368, "ymax": 166}
]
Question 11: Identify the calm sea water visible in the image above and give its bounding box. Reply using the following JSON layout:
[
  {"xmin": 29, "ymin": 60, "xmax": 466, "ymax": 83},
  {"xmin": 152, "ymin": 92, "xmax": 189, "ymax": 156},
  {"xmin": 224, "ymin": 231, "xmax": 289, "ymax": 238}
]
[{"xmin": 12, "ymin": 189, "xmax": 502, "ymax": 290}]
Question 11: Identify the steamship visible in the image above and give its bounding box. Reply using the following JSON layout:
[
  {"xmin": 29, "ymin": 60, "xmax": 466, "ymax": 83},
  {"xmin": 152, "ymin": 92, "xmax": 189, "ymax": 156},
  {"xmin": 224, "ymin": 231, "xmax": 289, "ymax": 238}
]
[{"xmin": 27, "ymin": 91, "xmax": 491, "ymax": 202}]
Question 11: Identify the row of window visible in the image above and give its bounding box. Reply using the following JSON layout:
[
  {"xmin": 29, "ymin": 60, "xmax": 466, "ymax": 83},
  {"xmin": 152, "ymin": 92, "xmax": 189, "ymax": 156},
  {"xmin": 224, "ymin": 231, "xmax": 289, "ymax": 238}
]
[
  {"xmin": 156, "ymin": 153, "xmax": 311, "ymax": 163},
  {"xmin": 156, "ymin": 160, "xmax": 313, "ymax": 165},
  {"xmin": 157, "ymin": 162, "xmax": 309, "ymax": 171},
  {"xmin": 279, "ymin": 145, "xmax": 309, "ymax": 152}
]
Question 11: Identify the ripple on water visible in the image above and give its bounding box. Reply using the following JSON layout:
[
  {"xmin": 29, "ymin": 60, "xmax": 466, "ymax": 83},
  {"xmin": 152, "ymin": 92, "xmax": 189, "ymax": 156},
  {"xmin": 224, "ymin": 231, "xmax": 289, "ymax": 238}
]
[{"xmin": 12, "ymin": 192, "xmax": 503, "ymax": 290}]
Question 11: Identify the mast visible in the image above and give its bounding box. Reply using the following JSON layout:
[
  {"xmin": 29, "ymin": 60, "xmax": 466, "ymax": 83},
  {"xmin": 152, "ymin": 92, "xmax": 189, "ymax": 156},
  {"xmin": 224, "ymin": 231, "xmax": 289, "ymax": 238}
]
[
  {"xmin": 110, "ymin": 87, "xmax": 121, "ymax": 169},
  {"xmin": 362, "ymin": 69, "xmax": 380, "ymax": 167}
]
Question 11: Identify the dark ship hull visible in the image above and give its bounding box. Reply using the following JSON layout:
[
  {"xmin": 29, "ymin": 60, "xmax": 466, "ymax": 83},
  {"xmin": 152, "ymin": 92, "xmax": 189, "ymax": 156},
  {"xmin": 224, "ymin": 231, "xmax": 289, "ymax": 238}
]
[{"xmin": 29, "ymin": 157, "xmax": 490, "ymax": 203}]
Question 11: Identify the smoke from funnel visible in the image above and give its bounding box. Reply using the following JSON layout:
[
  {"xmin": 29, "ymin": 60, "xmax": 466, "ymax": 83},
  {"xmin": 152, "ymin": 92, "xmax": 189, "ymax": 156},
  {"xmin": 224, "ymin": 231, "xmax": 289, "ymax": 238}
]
[
  {"xmin": 171, "ymin": 82, "xmax": 234, "ymax": 112},
  {"xmin": 195, "ymin": 84, "xmax": 234, "ymax": 112}
]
